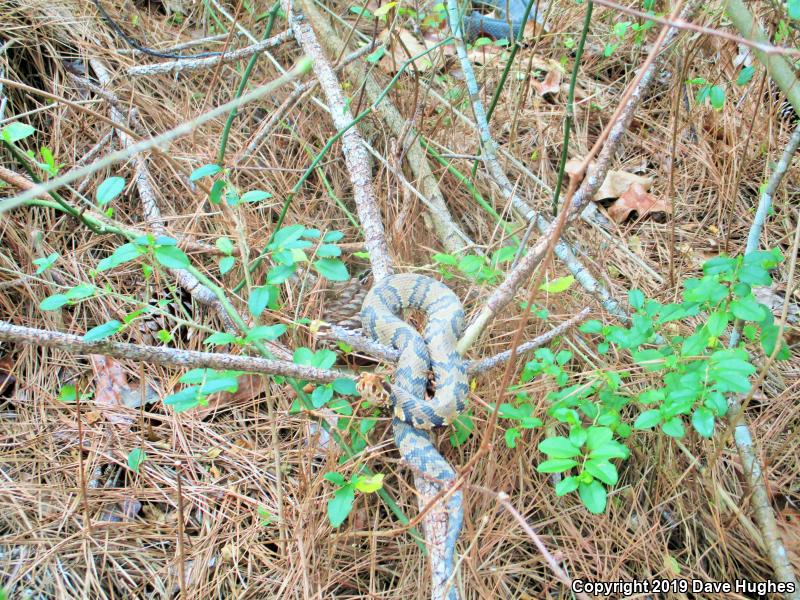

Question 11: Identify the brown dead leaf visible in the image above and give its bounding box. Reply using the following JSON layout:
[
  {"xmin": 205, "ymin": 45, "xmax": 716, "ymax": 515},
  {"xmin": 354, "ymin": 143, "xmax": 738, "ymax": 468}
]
[
  {"xmin": 531, "ymin": 69, "xmax": 561, "ymax": 97},
  {"xmin": 607, "ymin": 183, "xmax": 668, "ymax": 223},
  {"xmin": 597, "ymin": 170, "xmax": 653, "ymax": 200},
  {"xmin": 90, "ymin": 355, "xmax": 136, "ymax": 429},
  {"xmin": 566, "ymin": 158, "xmax": 656, "ymax": 203}
]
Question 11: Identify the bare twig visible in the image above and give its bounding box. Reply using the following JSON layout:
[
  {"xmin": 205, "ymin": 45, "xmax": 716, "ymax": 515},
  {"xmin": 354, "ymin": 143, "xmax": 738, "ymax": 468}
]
[
  {"xmin": 126, "ymin": 30, "xmax": 294, "ymax": 77},
  {"xmin": 0, "ymin": 320, "xmax": 349, "ymax": 383}
]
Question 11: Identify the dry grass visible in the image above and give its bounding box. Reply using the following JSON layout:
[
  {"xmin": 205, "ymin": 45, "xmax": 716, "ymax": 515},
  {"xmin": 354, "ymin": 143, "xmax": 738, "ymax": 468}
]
[{"xmin": 1, "ymin": 0, "xmax": 799, "ymax": 598}]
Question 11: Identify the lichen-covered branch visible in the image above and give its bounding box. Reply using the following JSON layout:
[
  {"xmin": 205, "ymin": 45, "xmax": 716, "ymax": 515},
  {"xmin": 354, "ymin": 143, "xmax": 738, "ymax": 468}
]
[{"xmin": 0, "ymin": 321, "xmax": 348, "ymax": 383}]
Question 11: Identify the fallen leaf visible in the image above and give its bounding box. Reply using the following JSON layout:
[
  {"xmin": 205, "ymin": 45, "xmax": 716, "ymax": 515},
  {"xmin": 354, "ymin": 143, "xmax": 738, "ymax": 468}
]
[
  {"xmin": 565, "ymin": 158, "xmax": 654, "ymax": 201},
  {"xmin": 531, "ymin": 69, "xmax": 562, "ymax": 97},
  {"xmin": 90, "ymin": 355, "xmax": 136, "ymax": 429},
  {"xmin": 607, "ymin": 183, "xmax": 668, "ymax": 223},
  {"xmin": 597, "ymin": 170, "xmax": 653, "ymax": 200}
]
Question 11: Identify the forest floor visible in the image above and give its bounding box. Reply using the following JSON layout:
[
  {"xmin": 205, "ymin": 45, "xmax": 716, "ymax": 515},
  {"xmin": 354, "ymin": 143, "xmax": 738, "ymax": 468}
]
[{"xmin": 0, "ymin": 0, "xmax": 799, "ymax": 598}]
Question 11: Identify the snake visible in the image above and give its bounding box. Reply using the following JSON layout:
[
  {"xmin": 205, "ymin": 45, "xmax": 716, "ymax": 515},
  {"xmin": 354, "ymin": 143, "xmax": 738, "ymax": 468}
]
[
  {"xmin": 360, "ymin": 274, "xmax": 469, "ymax": 600},
  {"xmin": 463, "ymin": 0, "xmax": 546, "ymax": 43}
]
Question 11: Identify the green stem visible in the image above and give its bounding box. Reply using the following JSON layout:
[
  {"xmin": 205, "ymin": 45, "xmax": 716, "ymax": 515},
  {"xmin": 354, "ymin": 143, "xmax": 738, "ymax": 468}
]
[
  {"xmin": 216, "ymin": 3, "xmax": 280, "ymax": 166},
  {"xmin": 550, "ymin": 1, "xmax": 592, "ymax": 216}
]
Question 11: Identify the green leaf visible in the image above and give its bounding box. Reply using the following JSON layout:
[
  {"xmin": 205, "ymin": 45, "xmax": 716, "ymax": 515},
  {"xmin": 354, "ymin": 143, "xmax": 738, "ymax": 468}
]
[
  {"xmin": 709, "ymin": 85, "xmax": 725, "ymax": 110},
  {"xmin": 293, "ymin": 347, "xmax": 315, "ymax": 366},
  {"xmin": 691, "ymin": 407, "xmax": 715, "ymax": 438},
  {"xmin": 65, "ymin": 283, "xmax": 96, "ymax": 301},
  {"xmin": 209, "ymin": 179, "xmax": 226, "ymax": 204},
  {"xmin": 40, "ymin": 293, "xmax": 69, "ymax": 311},
  {"xmin": 579, "ymin": 319, "xmax": 603, "ymax": 334},
  {"xmin": 539, "ymin": 275, "xmax": 575, "ymax": 294},
  {"xmin": 190, "ymin": 164, "xmax": 222, "ymax": 181},
  {"xmin": 569, "ymin": 427, "xmax": 587, "ymax": 448},
  {"xmin": 323, "ymin": 471, "xmax": 346, "ymax": 487},
  {"xmin": 584, "ymin": 459, "xmax": 618, "ymax": 486},
  {"xmin": 314, "ymin": 258, "xmax": 349, "ymax": 281},
  {"xmin": 537, "ymin": 458, "xmax": 578, "ymax": 473},
  {"xmin": 585, "ymin": 427, "xmax": 613, "ymax": 450},
  {"xmin": 33, "ymin": 252, "xmax": 59, "ymax": 274},
  {"xmin": 328, "ymin": 483, "xmax": 356, "ymax": 527},
  {"xmin": 555, "ymin": 476, "xmax": 580, "ymax": 496},
  {"xmin": 270, "ymin": 224, "xmax": 306, "ymax": 249},
  {"xmin": 2, "ymin": 122, "xmax": 35, "ymax": 143},
  {"xmin": 505, "ymin": 427, "xmax": 521, "ymax": 448},
  {"xmin": 245, "ymin": 324, "xmax": 286, "ymax": 342},
  {"xmin": 58, "ymin": 384, "xmax": 77, "ymax": 403},
  {"xmin": 248, "ymin": 285, "xmax": 277, "ymax": 317},
  {"xmin": 578, "ymin": 480, "xmax": 607, "ymax": 514},
  {"xmin": 332, "ymin": 378, "xmax": 358, "ymax": 396},
  {"xmin": 628, "ymin": 289, "xmax": 645, "ymax": 310},
  {"xmin": 316, "ymin": 244, "xmax": 342, "ymax": 258},
  {"xmin": 83, "ymin": 320, "xmax": 122, "ymax": 342},
  {"xmin": 706, "ymin": 311, "xmax": 730, "ymax": 337},
  {"xmin": 241, "ymin": 190, "xmax": 272, "ymax": 203},
  {"xmin": 634, "ymin": 409, "xmax": 662, "ymax": 429},
  {"xmin": 215, "ymin": 237, "xmax": 234, "ymax": 255},
  {"xmin": 354, "ymin": 473, "xmax": 384, "ymax": 493},
  {"xmin": 538, "ymin": 436, "xmax": 581, "ymax": 458},
  {"xmin": 458, "ymin": 255, "xmax": 484, "ymax": 274},
  {"xmin": 311, "ymin": 349, "xmax": 337, "ymax": 369},
  {"xmin": 366, "ymin": 46, "xmax": 387, "ymax": 63},
  {"xmin": 311, "ymin": 385, "xmax": 334, "ymax": 408},
  {"xmin": 449, "ymin": 411, "xmax": 474, "ymax": 447},
  {"xmin": 589, "ymin": 440, "xmax": 629, "ymax": 460},
  {"xmin": 322, "ymin": 230, "xmax": 344, "ymax": 243},
  {"xmin": 736, "ymin": 66, "xmax": 755, "ymax": 86},
  {"xmin": 661, "ymin": 417, "xmax": 685, "ymax": 438},
  {"xmin": 163, "ymin": 386, "xmax": 204, "ymax": 412},
  {"xmin": 632, "ymin": 349, "xmax": 666, "ymax": 371},
  {"xmin": 127, "ymin": 448, "xmax": 146, "ymax": 473},
  {"xmin": 97, "ymin": 243, "xmax": 144, "ymax": 271},
  {"xmin": 432, "ymin": 253, "xmax": 458, "ymax": 266},
  {"xmin": 218, "ymin": 255, "xmax": 235, "ymax": 275},
  {"xmin": 267, "ymin": 264, "xmax": 297, "ymax": 284},
  {"xmin": 153, "ymin": 245, "xmax": 191, "ymax": 269},
  {"xmin": 703, "ymin": 255, "xmax": 736, "ymax": 275},
  {"xmin": 730, "ymin": 296, "xmax": 767, "ymax": 322},
  {"xmin": 204, "ymin": 331, "xmax": 238, "ymax": 346},
  {"xmin": 96, "ymin": 176, "xmax": 126, "ymax": 206}
]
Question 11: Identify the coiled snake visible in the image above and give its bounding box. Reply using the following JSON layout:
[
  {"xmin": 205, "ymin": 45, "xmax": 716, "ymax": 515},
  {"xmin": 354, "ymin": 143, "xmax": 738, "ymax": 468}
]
[{"xmin": 361, "ymin": 274, "xmax": 469, "ymax": 600}]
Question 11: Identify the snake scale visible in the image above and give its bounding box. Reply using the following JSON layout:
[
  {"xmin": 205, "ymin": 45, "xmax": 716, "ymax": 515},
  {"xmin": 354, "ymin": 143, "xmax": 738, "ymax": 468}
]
[{"xmin": 361, "ymin": 274, "xmax": 469, "ymax": 600}]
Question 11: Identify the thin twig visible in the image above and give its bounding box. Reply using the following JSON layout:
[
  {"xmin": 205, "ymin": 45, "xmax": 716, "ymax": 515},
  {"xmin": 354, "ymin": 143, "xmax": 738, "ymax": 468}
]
[{"xmin": 126, "ymin": 30, "xmax": 294, "ymax": 77}]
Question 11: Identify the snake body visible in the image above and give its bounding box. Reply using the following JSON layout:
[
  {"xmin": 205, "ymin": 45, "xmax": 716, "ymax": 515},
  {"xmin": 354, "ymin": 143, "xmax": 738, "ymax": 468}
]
[
  {"xmin": 361, "ymin": 274, "xmax": 469, "ymax": 600},
  {"xmin": 463, "ymin": 0, "xmax": 546, "ymax": 43}
]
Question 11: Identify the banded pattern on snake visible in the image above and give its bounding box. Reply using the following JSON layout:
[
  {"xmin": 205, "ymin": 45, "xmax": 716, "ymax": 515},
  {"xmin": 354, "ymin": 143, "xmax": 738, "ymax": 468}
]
[{"xmin": 361, "ymin": 274, "xmax": 469, "ymax": 600}]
